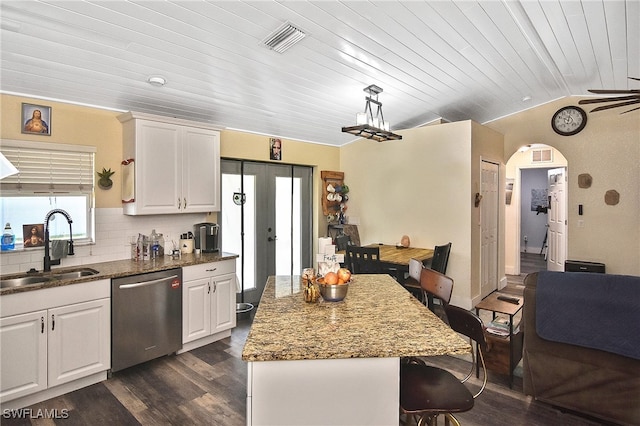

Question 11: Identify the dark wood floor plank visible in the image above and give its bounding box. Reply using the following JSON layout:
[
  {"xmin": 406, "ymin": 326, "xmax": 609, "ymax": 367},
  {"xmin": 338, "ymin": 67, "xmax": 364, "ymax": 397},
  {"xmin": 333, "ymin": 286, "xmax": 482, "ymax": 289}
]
[{"xmin": 5, "ymin": 300, "xmax": 610, "ymax": 425}]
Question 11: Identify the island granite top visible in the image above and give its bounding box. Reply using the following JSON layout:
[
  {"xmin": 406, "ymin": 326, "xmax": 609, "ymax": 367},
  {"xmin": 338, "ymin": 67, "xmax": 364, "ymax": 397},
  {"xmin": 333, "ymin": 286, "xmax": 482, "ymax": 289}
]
[
  {"xmin": 241, "ymin": 274, "xmax": 471, "ymax": 362},
  {"xmin": 0, "ymin": 251, "xmax": 238, "ymax": 296}
]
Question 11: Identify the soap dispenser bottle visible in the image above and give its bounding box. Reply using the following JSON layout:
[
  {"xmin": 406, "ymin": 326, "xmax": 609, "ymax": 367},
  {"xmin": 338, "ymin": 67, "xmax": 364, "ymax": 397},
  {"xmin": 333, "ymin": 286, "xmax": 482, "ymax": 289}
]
[{"xmin": 1, "ymin": 223, "xmax": 15, "ymax": 251}]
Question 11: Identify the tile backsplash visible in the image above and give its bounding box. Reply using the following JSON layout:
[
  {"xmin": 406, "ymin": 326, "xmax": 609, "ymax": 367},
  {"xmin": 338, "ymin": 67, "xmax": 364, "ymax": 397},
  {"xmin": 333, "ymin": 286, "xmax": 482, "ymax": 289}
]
[{"xmin": 0, "ymin": 208, "xmax": 208, "ymax": 274}]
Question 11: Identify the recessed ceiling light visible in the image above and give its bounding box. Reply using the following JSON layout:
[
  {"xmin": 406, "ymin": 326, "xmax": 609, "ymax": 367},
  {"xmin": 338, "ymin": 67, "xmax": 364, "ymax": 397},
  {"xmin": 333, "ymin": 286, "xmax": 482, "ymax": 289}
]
[{"xmin": 147, "ymin": 76, "xmax": 166, "ymax": 87}]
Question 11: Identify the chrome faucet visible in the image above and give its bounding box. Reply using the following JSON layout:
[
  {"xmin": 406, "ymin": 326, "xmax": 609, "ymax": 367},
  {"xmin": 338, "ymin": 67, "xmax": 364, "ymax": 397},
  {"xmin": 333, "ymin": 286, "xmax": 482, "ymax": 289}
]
[{"xmin": 43, "ymin": 209, "xmax": 74, "ymax": 272}]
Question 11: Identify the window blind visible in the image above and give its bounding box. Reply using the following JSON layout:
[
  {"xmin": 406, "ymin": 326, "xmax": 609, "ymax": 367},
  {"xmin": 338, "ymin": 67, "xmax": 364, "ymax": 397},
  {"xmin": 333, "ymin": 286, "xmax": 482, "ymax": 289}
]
[{"xmin": 0, "ymin": 140, "xmax": 95, "ymax": 192}]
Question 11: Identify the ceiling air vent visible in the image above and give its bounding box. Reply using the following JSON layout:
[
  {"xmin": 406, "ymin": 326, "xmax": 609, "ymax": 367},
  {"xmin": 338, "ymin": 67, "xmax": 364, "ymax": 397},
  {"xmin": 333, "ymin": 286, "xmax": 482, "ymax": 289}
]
[
  {"xmin": 262, "ymin": 22, "xmax": 306, "ymax": 53},
  {"xmin": 532, "ymin": 148, "xmax": 552, "ymax": 163}
]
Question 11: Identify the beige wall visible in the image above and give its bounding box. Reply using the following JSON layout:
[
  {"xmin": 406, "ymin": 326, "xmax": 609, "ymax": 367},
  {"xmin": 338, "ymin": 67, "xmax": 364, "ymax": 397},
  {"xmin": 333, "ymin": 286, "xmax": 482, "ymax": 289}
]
[
  {"xmin": 341, "ymin": 121, "xmax": 504, "ymax": 308},
  {"xmin": 3, "ymin": 92, "xmax": 637, "ymax": 279},
  {"xmin": 218, "ymin": 129, "xmax": 340, "ymax": 248},
  {"xmin": 1, "ymin": 94, "xmax": 122, "ymax": 208},
  {"xmin": 1, "ymin": 94, "xmax": 340, "ymax": 249},
  {"xmin": 487, "ymin": 97, "xmax": 640, "ymax": 275}
]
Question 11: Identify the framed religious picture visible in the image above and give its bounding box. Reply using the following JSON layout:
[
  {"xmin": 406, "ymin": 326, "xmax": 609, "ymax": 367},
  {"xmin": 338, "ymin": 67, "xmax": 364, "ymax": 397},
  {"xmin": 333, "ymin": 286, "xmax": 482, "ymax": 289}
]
[
  {"xmin": 269, "ymin": 138, "xmax": 282, "ymax": 161},
  {"xmin": 22, "ymin": 103, "xmax": 51, "ymax": 136},
  {"xmin": 23, "ymin": 224, "xmax": 45, "ymax": 248}
]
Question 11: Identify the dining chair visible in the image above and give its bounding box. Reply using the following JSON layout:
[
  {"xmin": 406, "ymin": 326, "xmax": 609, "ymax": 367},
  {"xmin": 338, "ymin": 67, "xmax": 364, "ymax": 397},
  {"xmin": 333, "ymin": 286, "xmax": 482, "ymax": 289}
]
[
  {"xmin": 429, "ymin": 242, "xmax": 452, "ymax": 274},
  {"xmin": 335, "ymin": 234, "xmax": 351, "ymax": 251},
  {"xmin": 400, "ymin": 304, "xmax": 488, "ymax": 426},
  {"xmin": 420, "ymin": 268, "xmax": 454, "ymax": 319},
  {"xmin": 404, "ymin": 257, "xmax": 425, "ymax": 301},
  {"xmin": 421, "ymin": 242, "xmax": 452, "ymax": 309},
  {"xmin": 345, "ymin": 245, "xmax": 382, "ymax": 274}
]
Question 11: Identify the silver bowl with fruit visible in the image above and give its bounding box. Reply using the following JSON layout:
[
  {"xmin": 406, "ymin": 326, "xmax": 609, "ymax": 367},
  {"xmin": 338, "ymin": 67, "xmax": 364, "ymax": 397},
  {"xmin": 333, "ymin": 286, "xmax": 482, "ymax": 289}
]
[
  {"xmin": 317, "ymin": 281, "xmax": 349, "ymax": 302},
  {"xmin": 316, "ymin": 269, "xmax": 351, "ymax": 302}
]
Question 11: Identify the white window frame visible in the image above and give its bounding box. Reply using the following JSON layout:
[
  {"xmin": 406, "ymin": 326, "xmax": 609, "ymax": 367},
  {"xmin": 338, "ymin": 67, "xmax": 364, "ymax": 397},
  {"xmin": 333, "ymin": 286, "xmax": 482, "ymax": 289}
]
[{"xmin": 0, "ymin": 139, "xmax": 95, "ymax": 246}]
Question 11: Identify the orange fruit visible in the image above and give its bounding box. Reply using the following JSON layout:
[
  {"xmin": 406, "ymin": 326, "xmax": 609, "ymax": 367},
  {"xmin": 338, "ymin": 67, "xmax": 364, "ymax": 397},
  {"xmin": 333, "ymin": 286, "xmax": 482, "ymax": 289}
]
[
  {"xmin": 324, "ymin": 272, "xmax": 339, "ymax": 285},
  {"xmin": 337, "ymin": 268, "xmax": 351, "ymax": 282}
]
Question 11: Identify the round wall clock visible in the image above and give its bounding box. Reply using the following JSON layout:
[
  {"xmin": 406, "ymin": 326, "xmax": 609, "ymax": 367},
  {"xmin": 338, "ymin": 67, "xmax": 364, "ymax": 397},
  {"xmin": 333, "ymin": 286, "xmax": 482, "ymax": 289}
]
[{"xmin": 551, "ymin": 106, "xmax": 587, "ymax": 136}]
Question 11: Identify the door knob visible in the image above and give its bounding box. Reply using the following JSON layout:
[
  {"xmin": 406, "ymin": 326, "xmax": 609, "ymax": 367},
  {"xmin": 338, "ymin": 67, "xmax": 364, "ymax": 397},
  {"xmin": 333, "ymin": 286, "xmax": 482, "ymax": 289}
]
[{"xmin": 268, "ymin": 236, "xmax": 277, "ymax": 242}]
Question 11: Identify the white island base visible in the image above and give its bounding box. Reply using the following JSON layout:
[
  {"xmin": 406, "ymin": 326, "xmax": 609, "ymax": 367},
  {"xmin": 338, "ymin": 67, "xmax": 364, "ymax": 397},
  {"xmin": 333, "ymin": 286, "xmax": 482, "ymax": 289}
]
[{"xmin": 247, "ymin": 357, "xmax": 399, "ymax": 426}]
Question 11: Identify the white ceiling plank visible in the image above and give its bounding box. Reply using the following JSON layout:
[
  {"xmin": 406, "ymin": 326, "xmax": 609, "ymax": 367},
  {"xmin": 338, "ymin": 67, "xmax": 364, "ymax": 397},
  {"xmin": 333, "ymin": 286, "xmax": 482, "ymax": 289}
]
[{"xmin": 0, "ymin": 0, "xmax": 636, "ymax": 146}]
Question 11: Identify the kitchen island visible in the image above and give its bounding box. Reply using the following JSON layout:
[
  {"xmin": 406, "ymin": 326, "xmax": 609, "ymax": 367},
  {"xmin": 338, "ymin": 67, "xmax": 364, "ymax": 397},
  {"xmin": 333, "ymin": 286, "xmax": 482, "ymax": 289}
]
[{"xmin": 242, "ymin": 274, "xmax": 470, "ymax": 425}]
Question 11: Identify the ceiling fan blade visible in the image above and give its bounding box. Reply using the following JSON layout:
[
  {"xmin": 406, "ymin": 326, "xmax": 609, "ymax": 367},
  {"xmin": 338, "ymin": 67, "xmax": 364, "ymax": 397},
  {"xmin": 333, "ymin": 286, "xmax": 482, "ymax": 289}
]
[
  {"xmin": 621, "ymin": 106, "xmax": 640, "ymax": 114},
  {"xmin": 588, "ymin": 89, "xmax": 640, "ymax": 94},
  {"xmin": 590, "ymin": 99, "xmax": 640, "ymax": 112},
  {"xmin": 579, "ymin": 95, "xmax": 640, "ymax": 104}
]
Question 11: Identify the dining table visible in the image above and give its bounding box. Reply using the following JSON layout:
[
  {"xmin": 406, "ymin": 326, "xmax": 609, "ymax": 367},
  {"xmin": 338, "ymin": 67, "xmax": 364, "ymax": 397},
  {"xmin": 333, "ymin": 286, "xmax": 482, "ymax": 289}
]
[{"xmin": 340, "ymin": 243, "xmax": 434, "ymax": 281}]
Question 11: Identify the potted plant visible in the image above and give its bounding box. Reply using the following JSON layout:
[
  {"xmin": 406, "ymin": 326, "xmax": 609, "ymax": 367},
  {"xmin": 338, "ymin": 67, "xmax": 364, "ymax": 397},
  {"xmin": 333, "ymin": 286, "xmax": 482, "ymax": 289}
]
[{"xmin": 97, "ymin": 167, "xmax": 115, "ymax": 190}]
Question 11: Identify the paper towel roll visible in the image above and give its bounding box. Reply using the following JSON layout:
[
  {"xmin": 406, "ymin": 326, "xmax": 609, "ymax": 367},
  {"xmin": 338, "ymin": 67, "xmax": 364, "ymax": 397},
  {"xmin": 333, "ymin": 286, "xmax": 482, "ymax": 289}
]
[{"xmin": 318, "ymin": 237, "xmax": 332, "ymax": 255}]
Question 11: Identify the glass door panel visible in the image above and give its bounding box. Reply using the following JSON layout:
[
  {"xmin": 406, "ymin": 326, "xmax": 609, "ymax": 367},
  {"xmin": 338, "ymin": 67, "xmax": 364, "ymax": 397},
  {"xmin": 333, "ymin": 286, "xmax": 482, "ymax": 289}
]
[{"xmin": 221, "ymin": 160, "xmax": 312, "ymax": 306}]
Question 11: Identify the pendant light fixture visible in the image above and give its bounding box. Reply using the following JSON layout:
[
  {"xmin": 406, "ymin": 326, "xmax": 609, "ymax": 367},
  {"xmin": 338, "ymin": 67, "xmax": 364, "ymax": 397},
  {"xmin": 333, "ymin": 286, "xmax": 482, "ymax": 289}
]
[{"xmin": 341, "ymin": 85, "xmax": 402, "ymax": 142}]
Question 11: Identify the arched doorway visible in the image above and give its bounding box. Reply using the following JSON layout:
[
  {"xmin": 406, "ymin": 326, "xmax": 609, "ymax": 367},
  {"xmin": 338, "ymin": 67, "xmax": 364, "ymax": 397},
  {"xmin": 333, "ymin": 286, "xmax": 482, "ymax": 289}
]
[{"xmin": 505, "ymin": 144, "xmax": 568, "ymax": 276}]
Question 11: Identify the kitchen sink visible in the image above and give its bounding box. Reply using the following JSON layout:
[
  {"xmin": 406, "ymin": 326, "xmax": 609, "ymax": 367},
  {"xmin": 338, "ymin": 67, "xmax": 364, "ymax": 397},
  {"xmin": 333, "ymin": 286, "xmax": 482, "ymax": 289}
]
[
  {"xmin": 0, "ymin": 276, "xmax": 54, "ymax": 289},
  {"xmin": 0, "ymin": 268, "xmax": 100, "ymax": 289},
  {"xmin": 51, "ymin": 268, "xmax": 100, "ymax": 280}
]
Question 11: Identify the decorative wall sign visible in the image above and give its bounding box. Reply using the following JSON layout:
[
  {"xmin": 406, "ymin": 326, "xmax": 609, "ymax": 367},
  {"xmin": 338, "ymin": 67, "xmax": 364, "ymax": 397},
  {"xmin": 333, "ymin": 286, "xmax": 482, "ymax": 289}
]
[
  {"xmin": 604, "ymin": 190, "xmax": 620, "ymax": 206},
  {"xmin": 578, "ymin": 173, "xmax": 592, "ymax": 188},
  {"xmin": 21, "ymin": 103, "xmax": 51, "ymax": 135}
]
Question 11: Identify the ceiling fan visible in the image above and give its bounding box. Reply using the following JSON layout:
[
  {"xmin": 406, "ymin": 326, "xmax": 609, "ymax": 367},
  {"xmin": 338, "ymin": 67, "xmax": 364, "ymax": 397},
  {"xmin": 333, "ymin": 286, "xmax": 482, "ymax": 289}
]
[{"xmin": 578, "ymin": 77, "xmax": 640, "ymax": 114}]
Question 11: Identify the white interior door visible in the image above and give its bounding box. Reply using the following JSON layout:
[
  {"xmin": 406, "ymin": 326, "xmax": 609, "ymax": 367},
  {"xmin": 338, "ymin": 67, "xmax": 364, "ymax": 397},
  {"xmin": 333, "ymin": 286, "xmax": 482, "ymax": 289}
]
[
  {"xmin": 480, "ymin": 160, "xmax": 499, "ymax": 298},
  {"xmin": 547, "ymin": 168, "xmax": 567, "ymax": 271}
]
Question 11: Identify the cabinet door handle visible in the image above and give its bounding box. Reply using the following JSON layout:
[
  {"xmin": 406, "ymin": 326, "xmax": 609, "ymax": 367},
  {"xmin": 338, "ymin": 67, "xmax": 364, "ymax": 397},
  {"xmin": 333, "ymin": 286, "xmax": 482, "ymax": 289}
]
[
  {"xmin": 213, "ymin": 283, "xmax": 217, "ymax": 293},
  {"xmin": 178, "ymin": 198, "xmax": 181, "ymax": 210},
  {"xmin": 183, "ymin": 198, "xmax": 187, "ymax": 209},
  {"xmin": 51, "ymin": 314, "xmax": 55, "ymax": 331},
  {"xmin": 41, "ymin": 317, "xmax": 45, "ymax": 334},
  {"xmin": 205, "ymin": 268, "xmax": 217, "ymax": 272},
  {"xmin": 208, "ymin": 283, "xmax": 211, "ymax": 294}
]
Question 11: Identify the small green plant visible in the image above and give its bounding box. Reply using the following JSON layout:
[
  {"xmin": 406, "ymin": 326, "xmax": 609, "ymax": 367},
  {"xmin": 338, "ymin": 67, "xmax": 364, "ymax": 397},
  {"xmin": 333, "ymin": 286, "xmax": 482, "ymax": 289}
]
[{"xmin": 97, "ymin": 167, "xmax": 115, "ymax": 189}]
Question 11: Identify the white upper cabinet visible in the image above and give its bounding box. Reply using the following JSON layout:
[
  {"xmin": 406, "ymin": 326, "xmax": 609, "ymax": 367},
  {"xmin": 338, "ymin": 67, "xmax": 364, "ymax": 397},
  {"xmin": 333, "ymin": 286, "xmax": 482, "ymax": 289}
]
[{"xmin": 119, "ymin": 112, "xmax": 220, "ymax": 215}]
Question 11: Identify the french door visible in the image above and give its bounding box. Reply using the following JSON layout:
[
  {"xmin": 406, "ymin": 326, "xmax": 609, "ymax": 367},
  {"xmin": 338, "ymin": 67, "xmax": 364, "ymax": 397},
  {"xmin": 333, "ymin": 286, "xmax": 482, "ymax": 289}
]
[{"xmin": 220, "ymin": 160, "xmax": 312, "ymax": 305}]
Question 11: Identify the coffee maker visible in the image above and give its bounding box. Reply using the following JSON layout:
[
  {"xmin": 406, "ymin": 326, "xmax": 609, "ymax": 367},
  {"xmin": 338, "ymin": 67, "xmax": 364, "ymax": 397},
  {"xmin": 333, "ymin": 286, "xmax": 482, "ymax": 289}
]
[{"xmin": 194, "ymin": 223, "xmax": 219, "ymax": 252}]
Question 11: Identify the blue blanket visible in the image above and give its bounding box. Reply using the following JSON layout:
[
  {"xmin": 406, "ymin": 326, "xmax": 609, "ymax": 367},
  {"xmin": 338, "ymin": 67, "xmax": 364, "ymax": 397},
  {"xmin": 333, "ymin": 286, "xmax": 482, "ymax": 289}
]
[{"xmin": 536, "ymin": 271, "xmax": 640, "ymax": 360}]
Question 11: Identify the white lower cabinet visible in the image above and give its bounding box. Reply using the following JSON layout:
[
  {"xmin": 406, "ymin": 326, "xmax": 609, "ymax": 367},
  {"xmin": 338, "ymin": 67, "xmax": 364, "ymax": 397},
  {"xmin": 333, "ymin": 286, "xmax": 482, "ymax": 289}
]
[
  {"xmin": 181, "ymin": 260, "xmax": 236, "ymax": 352},
  {"xmin": 0, "ymin": 280, "xmax": 110, "ymax": 407},
  {"xmin": 0, "ymin": 310, "xmax": 48, "ymax": 401},
  {"xmin": 47, "ymin": 299, "xmax": 110, "ymax": 387}
]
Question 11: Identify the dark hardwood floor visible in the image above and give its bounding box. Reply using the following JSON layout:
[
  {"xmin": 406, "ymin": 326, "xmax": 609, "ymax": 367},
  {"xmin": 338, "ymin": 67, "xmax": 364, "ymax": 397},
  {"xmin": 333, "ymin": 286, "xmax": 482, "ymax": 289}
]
[{"xmin": 4, "ymin": 255, "xmax": 608, "ymax": 426}]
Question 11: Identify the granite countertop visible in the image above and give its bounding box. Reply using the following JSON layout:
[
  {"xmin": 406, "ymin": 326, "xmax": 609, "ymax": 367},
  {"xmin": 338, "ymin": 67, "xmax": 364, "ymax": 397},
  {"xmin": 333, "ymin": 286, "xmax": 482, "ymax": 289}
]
[
  {"xmin": 242, "ymin": 274, "xmax": 471, "ymax": 362},
  {"xmin": 0, "ymin": 251, "xmax": 238, "ymax": 296}
]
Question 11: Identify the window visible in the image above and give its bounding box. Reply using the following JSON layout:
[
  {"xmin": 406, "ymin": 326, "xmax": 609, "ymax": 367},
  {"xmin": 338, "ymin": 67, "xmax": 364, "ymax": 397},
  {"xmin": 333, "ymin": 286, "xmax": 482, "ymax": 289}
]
[{"xmin": 0, "ymin": 140, "xmax": 95, "ymax": 245}]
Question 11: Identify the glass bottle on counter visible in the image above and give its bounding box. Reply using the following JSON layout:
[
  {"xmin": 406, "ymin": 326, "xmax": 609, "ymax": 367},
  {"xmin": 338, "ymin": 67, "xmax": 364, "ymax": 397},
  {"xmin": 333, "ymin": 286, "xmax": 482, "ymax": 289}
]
[{"xmin": 150, "ymin": 229, "xmax": 160, "ymax": 259}]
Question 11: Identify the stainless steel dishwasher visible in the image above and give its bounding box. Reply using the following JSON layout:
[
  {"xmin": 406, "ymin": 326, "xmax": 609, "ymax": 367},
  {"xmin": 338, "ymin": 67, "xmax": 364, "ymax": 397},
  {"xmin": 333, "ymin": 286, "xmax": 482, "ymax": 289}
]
[{"xmin": 111, "ymin": 268, "xmax": 182, "ymax": 372}]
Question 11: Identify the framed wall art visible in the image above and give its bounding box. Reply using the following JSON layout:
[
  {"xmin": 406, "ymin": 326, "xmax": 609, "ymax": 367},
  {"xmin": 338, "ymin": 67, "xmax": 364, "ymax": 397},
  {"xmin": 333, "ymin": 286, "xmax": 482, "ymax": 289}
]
[
  {"xmin": 23, "ymin": 224, "xmax": 45, "ymax": 248},
  {"xmin": 269, "ymin": 138, "xmax": 282, "ymax": 160},
  {"xmin": 22, "ymin": 103, "xmax": 51, "ymax": 136}
]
